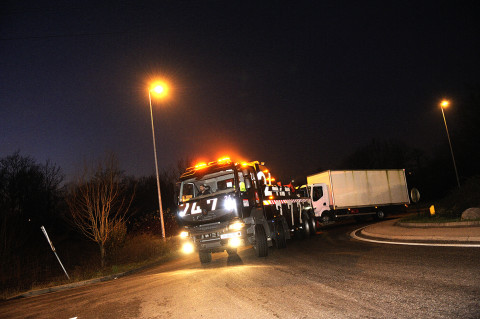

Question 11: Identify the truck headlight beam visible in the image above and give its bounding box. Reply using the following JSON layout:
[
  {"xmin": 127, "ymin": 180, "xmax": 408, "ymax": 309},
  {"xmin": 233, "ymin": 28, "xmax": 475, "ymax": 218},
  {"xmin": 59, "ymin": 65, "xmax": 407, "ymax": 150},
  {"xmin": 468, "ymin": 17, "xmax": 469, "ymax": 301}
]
[
  {"xmin": 181, "ymin": 242, "xmax": 195, "ymax": 254},
  {"xmin": 228, "ymin": 237, "xmax": 242, "ymax": 248}
]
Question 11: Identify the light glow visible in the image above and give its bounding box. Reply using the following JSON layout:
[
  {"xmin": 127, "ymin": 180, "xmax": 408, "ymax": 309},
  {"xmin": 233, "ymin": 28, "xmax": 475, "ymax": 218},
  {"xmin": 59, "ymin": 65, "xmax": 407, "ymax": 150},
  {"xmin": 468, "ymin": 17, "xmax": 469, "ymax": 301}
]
[
  {"xmin": 228, "ymin": 237, "xmax": 242, "ymax": 248},
  {"xmin": 150, "ymin": 81, "xmax": 169, "ymax": 98},
  {"xmin": 224, "ymin": 196, "xmax": 236, "ymax": 211},
  {"xmin": 229, "ymin": 221, "xmax": 245, "ymax": 231},
  {"xmin": 195, "ymin": 163, "xmax": 207, "ymax": 169},
  {"xmin": 440, "ymin": 99, "xmax": 450, "ymax": 108},
  {"xmin": 217, "ymin": 157, "xmax": 231, "ymax": 164},
  {"xmin": 180, "ymin": 231, "xmax": 189, "ymax": 239},
  {"xmin": 181, "ymin": 242, "xmax": 194, "ymax": 254}
]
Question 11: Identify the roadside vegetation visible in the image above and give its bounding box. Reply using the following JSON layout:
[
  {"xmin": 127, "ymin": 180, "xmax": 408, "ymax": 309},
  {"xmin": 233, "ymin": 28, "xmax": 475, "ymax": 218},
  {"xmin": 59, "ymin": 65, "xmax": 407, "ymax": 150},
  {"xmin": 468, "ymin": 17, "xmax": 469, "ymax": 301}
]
[
  {"xmin": 0, "ymin": 151, "xmax": 186, "ymax": 300},
  {"xmin": 402, "ymin": 175, "xmax": 480, "ymax": 223}
]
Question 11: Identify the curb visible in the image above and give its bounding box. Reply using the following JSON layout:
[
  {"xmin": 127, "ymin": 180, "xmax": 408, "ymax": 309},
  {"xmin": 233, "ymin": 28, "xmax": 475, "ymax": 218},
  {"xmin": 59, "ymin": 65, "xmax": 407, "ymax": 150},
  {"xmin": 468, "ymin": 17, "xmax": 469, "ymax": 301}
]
[
  {"xmin": 396, "ymin": 220, "xmax": 480, "ymax": 228},
  {"xmin": 360, "ymin": 228, "xmax": 480, "ymax": 243}
]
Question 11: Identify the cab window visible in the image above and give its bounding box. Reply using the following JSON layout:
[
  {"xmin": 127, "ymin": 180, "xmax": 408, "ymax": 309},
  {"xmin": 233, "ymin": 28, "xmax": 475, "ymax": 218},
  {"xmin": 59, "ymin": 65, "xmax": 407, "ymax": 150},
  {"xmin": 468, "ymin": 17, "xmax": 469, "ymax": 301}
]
[{"xmin": 312, "ymin": 186, "xmax": 323, "ymax": 201}]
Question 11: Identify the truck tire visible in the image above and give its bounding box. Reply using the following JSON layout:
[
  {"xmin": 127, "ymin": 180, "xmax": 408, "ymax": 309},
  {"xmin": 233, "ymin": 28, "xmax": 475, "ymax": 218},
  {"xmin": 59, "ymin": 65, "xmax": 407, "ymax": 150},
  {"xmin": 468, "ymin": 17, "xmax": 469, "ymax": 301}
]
[
  {"xmin": 308, "ymin": 214, "xmax": 317, "ymax": 236},
  {"xmin": 199, "ymin": 251, "xmax": 212, "ymax": 264},
  {"xmin": 374, "ymin": 210, "xmax": 385, "ymax": 221},
  {"xmin": 301, "ymin": 213, "xmax": 311, "ymax": 237},
  {"xmin": 254, "ymin": 224, "xmax": 268, "ymax": 257},
  {"xmin": 274, "ymin": 221, "xmax": 287, "ymax": 249},
  {"xmin": 321, "ymin": 212, "xmax": 333, "ymax": 224}
]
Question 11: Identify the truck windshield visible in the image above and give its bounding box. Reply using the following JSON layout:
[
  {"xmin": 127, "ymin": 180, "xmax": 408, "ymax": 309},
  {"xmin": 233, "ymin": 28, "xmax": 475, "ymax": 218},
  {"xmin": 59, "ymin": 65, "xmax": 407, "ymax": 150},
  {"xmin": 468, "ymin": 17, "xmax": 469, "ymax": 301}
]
[{"xmin": 179, "ymin": 169, "xmax": 236, "ymax": 202}]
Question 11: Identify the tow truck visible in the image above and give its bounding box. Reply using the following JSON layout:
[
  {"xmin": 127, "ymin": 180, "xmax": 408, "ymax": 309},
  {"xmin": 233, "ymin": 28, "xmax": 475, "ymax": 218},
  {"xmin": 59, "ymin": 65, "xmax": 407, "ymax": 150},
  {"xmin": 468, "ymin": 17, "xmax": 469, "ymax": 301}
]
[{"xmin": 177, "ymin": 157, "xmax": 315, "ymax": 264}]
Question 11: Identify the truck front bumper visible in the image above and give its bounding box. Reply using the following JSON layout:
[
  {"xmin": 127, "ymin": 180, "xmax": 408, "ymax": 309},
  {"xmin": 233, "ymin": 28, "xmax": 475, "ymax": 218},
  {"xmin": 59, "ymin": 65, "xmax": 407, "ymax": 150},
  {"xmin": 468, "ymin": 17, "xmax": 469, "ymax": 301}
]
[{"xmin": 180, "ymin": 223, "xmax": 247, "ymax": 254}]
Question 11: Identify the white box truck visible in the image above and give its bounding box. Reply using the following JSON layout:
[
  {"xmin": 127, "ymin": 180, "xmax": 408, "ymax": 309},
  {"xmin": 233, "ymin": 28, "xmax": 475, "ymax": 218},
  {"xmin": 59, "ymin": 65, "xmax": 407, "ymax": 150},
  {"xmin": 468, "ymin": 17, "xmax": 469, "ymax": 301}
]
[{"xmin": 300, "ymin": 169, "xmax": 410, "ymax": 223}]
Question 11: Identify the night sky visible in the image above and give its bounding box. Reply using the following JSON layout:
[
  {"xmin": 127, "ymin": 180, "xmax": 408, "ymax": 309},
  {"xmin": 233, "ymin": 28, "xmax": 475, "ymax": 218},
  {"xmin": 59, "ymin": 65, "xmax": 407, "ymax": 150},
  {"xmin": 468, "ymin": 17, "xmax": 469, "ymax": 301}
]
[{"xmin": 1, "ymin": 1, "xmax": 479, "ymax": 182}]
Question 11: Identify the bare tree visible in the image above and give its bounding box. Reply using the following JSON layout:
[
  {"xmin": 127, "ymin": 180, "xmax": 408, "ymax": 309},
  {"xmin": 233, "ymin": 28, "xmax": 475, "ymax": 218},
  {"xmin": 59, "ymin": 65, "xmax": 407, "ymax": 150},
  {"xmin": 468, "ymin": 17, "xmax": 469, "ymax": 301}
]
[{"xmin": 66, "ymin": 154, "xmax": 134, "ymax": 268}]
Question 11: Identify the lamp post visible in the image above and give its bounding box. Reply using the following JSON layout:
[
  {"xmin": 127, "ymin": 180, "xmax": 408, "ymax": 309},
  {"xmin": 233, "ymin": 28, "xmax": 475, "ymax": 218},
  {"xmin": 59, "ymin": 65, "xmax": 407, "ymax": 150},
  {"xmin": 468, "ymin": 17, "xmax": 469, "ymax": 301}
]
[
  {"xmin": 148, "ymin": 82, "xmax": 169, "ymax": 238},
  {"xmin": 440, "ymin": 99, "xmax": 461, "ymax": 188}
]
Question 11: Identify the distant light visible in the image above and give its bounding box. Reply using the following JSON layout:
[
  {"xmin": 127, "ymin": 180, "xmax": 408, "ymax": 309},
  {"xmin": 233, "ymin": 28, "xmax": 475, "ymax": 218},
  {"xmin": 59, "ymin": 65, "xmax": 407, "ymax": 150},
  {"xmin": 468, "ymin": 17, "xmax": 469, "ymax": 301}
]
[
  {"xmin": 440, "ymin": 99, "xmax": 450, "ymax": 108},
  {"xmin": 180, "ymin": 231, "xmax": 189, "ymax": 238}
]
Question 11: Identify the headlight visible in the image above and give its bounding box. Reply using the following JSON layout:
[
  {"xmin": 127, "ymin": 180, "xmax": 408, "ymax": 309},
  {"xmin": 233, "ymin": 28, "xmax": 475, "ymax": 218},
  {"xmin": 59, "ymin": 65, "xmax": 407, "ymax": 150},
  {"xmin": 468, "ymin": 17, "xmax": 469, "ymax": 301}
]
[
  {"xmin": 224, "ymin": 197, "xmax": 236, "ymax": 211},
  {"xmin": 181, "ymin": 242, "xmax": 194, "ymax": 254},
  {"xmin": 228, "ymin": 237, "xmax": 242, "ymax": 248},
  {"xmin": 180, "ymin": 231, "xmax": 189, "ymax": 239},
  {"xmin": 229, "ymin": 221, "xmax": 245, "ymax": 231}
]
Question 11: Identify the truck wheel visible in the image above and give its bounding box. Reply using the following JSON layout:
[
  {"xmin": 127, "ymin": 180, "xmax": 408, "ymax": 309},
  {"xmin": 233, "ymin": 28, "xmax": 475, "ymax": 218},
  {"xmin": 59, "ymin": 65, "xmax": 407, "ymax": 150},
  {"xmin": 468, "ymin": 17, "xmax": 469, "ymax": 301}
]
[
  {"xmin": 321, "ymin": 212, "xmax": 333, "ymax": 224},
  {"xmin": 374, "ymin": 210, "xmax": 385, "ymax": 221},
  {"xmin": 199, "ymin": 251, "xmax": 212, "ymax": 264},
  {"xmin": 274, "ymin": 221, "xmax": 287, "ymax": 249},
  {"xmin": 254, "ymin": 225, "xmax": 268, "ymax": 257},
  {"xmin": 301, "ymin": 213, "xmax": 311, "ymax": 237},
  {"xmin": 308, "ymin": 215, "xmax": 317, "ymax": 236}
]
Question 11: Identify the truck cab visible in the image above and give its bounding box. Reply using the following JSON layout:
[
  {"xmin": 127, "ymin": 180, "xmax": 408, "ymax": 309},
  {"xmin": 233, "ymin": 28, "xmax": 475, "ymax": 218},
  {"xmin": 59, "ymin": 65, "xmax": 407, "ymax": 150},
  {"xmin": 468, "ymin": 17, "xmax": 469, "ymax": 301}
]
[
  {"xmin": 297, "ymin": 184, "xmax": 330, "ymax": 221},
  {"xmin": 177, "ymin": 158, "xmax": 280, "ymax": 263}
]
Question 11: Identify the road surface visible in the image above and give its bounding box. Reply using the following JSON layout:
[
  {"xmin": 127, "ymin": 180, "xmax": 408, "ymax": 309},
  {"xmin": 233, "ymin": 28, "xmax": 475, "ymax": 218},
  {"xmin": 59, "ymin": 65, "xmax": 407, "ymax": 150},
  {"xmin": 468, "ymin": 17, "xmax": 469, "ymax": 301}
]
[{"xmin": 1, "ymin": 220, "xmax": 479, "ymax": 318}]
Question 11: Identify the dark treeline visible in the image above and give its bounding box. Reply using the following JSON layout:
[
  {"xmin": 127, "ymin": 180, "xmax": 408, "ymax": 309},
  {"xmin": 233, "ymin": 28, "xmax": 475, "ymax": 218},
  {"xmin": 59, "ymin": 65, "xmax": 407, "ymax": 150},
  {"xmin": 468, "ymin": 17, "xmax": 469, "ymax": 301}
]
[
  {"xmin": 338, "ymin": 87, "xmax": 480, "ymax": 201},
  {"xmin": 0, "ymin": 151, "xmax": 190, "ymax": 293}
]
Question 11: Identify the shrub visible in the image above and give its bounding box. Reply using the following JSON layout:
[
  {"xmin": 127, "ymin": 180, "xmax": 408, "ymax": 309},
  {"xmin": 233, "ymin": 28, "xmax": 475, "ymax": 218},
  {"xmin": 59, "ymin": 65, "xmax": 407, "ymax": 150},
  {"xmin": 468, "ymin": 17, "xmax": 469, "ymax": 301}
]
[
  {"xmin": 112, "ymin": 233, "xmax": 176, "ymax": 264},
  {"xmin": 435, "ymin": 175, "xmax": 480, "ymax": 218}
]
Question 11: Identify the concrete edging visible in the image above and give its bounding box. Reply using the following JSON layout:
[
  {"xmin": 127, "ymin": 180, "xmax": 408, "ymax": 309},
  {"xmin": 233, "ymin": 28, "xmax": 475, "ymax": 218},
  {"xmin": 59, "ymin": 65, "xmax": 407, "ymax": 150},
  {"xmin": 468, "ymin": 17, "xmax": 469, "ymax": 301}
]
[
  {"xmin": 396, "ymin": 220, "xmax": 480, "ymax": 228},
  {"xmin": 360, "ymin": 228, "xmax": 480, "ymax": 242}
]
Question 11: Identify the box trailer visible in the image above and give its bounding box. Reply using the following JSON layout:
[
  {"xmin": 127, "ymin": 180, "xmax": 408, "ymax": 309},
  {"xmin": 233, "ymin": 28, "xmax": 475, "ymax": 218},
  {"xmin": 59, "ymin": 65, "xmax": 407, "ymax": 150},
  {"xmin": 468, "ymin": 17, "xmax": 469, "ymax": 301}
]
[{"xmin": 303, "ymin": 169, "xmax": 410, "ymax": 223}]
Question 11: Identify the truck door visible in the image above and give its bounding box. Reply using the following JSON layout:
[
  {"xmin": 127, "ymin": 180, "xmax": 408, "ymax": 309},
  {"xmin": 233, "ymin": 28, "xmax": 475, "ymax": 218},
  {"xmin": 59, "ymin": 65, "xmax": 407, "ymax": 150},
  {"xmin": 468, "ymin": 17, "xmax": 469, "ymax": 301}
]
[
  {"xmin": 311, "ymin": 184, "xmax": 328, "ymax": 217},
  {"xmin": 238, "ymin": 167, "xmax": 259, "ymax": 217}
]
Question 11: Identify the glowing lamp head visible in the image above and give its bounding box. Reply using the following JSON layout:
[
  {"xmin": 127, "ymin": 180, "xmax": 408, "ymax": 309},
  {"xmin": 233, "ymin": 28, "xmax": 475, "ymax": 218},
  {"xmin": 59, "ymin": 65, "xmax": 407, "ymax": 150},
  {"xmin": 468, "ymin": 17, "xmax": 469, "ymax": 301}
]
[
  {"xmin": 440, "ymin": 100, "xmax": 450, "ymax": 108},
  {"xmin": 194, "ymin": 162, "xmax": 207, "ymax": 169},
  {"xmin": 150, "ymin": 81, "xmax": 169, "ymax": 98},
  {"xmin": 217, "ymin": 157, "xmax": 231, "ymax": 164}
]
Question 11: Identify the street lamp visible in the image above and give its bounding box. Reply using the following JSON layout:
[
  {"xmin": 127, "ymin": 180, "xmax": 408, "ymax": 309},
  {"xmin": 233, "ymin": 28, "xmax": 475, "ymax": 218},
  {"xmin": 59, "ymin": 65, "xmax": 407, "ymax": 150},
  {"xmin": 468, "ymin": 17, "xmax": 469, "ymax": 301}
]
[
  {"xmin": 148, "ymin": 81, "xmax": 169, "ymax": 238},
  {"xmin": 440, "ymin": 99, "xmax": 461, "ymax": 188}
]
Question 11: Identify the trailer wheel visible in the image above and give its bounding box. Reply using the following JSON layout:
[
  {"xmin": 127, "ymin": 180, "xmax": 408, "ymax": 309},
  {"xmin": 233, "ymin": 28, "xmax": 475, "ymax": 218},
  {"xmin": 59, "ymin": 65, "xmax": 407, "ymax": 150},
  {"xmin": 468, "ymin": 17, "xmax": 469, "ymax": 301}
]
[
  {"xmin": 199, "ymin": 251, "xmax": 212, "ymax": 264},
  {"xmin": 301, "ymin": 213, "xmax": 311, "ymax": 237},
  {"xmin": 374, "ymin": 210, "xmax": 385, "ymax": 221},
  {"xmin": 274, "ymin": 221, "xmax": 287, "ymax": 249},
  {"xmin": 254, "ymin": 225, "xmax": 268, "ymax": 257}
]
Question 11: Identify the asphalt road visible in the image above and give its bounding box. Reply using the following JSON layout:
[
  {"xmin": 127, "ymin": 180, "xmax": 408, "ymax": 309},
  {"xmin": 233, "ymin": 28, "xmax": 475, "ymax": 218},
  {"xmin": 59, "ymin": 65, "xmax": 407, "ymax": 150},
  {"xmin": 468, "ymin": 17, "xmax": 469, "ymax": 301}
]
[{"xmin": 1, "ymin": 220, "xmax": 479, "ymax": 319}]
